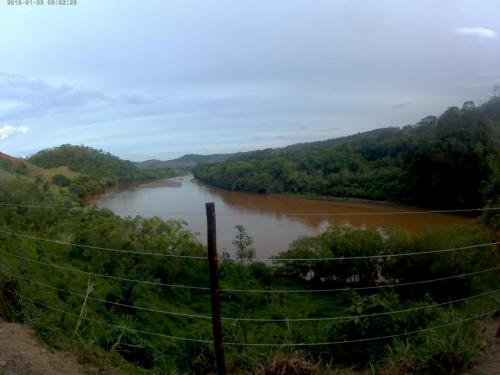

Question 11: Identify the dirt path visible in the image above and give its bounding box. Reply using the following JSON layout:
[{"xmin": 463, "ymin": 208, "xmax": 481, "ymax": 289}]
[
  {"xmin": 464, "ymin": 318, "xmax": 500, "ymax": 375},
  {"xmin": 0, "ymin": 318, "xmax": 87, "ymax": 374}
]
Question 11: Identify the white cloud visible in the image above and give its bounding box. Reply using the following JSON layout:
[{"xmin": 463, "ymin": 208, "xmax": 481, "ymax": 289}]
[
  {"xmin": 455, "ymin": 27, "xmax": 497, "ymax": 38},
  {"xmin": 0, "ymin": 124, "xmax": 30, "ymax": 140}
]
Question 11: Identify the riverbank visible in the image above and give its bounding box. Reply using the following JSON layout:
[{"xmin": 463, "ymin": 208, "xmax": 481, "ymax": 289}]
[
  {"xmin": 89, "ymin": 174, "xmax": 477, "ymax": 257},
  {"xmin": 194, "ymin": 174, "xmax": 483, "ymax": 219},
  {"xmin": 83, "ymin": 173, "xmax": 187, "ymax": 208}
]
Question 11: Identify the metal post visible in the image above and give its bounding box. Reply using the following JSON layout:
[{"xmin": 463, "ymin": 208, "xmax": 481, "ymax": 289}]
[{"xmin": 205, "ymin": 202, "xmax": 226, "ymax": 375}]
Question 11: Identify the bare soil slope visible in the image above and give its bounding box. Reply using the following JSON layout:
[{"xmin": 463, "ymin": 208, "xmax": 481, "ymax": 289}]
[{"xmin": 0, "ymin": 318, "xmax": 86, "ymax": 374}]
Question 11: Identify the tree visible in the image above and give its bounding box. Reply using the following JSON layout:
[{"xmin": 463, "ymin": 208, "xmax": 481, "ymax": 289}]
[
  {"xmin": 52, "ymin": 174, "xmax": 71, "ymax": 187},
  {"xmin": 232, "ymin": 224, "xmax": 256, "ymax": 261}
]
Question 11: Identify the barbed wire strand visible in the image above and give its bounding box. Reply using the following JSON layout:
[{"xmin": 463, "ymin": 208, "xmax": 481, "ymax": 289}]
[
  {"xmin": 0, "ymin": 249, "xmax": 210, "ymax": 291},
  {"xmin": 2, "ymin": 248, "xmax": 498, "ymax": 294},
  {"xmin": 0, "ymin": 267, "xmax": 212, "ymax": 320},
  {"xmin": 0, "ymin": 229, "xmax": 207, "ymax": 260},
  {"xmin": 0, "ymin": 203, "xmax": 207, "ymax": 216},
  {"xmin": 4, "ymin": 288, "xmax": 497, "ymax": 346},
  {"xmin": 225, "ymin": 290, "xmax": 500, "ymax": 322},
  {"xmin": 1, "ymin": 228, "xmax": 498, "ymax": 263},
  {"xmin": 237, "ymin": 207, "xmax": 500, "ymax": 216},
  {"xmin": 240, "ymin": 241, "xmax": 500, "ymax": 262},
  {"xmin": 224, "ymin": 308, "xmax": 499, "ymax": 347},
  {"xmin": 3, "ymin": 288, "xmax": 212, "ymax": 343},
  {"xmin": 3, "ymin": 266, "xmax": 498, "ymax": 323},
  {"xmin": 219, "ymin": 267, "xmax": 500, "ymax": 294},
  {"xmin": 2, "ymin": 202, "xmax": 500, "ymax": 216}
]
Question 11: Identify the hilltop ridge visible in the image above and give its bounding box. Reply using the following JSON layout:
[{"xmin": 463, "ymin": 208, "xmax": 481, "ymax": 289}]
[
  {"xmin": 135, "ymin": 152, "xmax": 241, "ymax": 169},
  {"xmin": 194, "ymin": 97, "xmax": 500, "ymax": 209},
  {"xmin": 0, "ymin": 151, "xmax": 19, "ymax": 164}
]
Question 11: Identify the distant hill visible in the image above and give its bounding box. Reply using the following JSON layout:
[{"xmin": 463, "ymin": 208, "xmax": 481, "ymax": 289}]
[
  {"xmin": 135, "ymin": 152, "xmax": 241, "ymax": 169},
  {"xmin": 0, "ymin": 151, "xmax": 18, "ymax": 180},
  {"xmin": 27, "ymin": 145, "xmax": 142, "ymax": 183},
  {"xmin": 194, "ymin": 97, "xmax": 500, "ymax": 208},
  {"xmin": 0, "ymin": 151, "xmax": 20, "ymax": 165},
  {"xmin": 25, "ymin": 145, "xmax": 173, "ymax": 197},
  {"xmin": 138, "ymin": 97, "xmax": 500, "ymax": 173},
  {"xmin": 0, "ymin": 150, "xmax": 79, "ymax": 182}
]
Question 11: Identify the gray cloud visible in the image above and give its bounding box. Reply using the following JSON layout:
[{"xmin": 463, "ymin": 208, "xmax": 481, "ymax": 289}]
[
  {"xmin": 1, "ymin": 1, "xmax": 500, "ymax": 159},
  {"xmin": 0, "ymin": 74, "xmax": 108, "ymax": 121},
  {"xmin": 317, "ymin": 127, "xmax": 342, "ymax": 132},
  {"xmin": 392, "ymin": 102, "xmax": 413, "ymax": 110},
  {"xmin": 0, "ymin": 74, "xmax": 277, "ymax": 125}
]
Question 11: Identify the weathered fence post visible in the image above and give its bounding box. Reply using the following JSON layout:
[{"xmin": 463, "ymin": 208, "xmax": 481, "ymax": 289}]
[{"xmin": 205, "ymin": 202, "xmax": 227, "ymax": 375}]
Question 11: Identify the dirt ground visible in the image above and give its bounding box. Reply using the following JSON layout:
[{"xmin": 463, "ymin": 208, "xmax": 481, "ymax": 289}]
[
  {"xmin": 0, "ymin": 319, "xmax": 125, "ymax": 375},
  {"xmin": 0, "ymin": 319, "xmax": 86, "ymax": 374},
  {"xmin": 464, "ymin": 318, "xmax": 500, "ymax": 375}
]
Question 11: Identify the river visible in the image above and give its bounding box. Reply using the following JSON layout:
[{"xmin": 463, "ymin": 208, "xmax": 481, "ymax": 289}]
[{"xmin": 89, "ymin": 175, "xmax": 475, "ymax": 257}]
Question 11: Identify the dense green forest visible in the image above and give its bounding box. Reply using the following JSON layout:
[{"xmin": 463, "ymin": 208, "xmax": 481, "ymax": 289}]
[
  {"xmin": 0, "ymin": 143, "xmax": 499, "ymax": 373},
  {"xmin": 26, "ymin": 145, "xmax": 175, "ymax": 198},
  {"xmin": 194, "ymin": 97, "xmax": 500, "ymax": 209}
]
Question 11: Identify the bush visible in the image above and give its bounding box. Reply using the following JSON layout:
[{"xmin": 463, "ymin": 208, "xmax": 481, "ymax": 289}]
[
  {"xmin": 258, "ymin": 351, "xmax": 320, "ymax": 375},
  {"xmin": 325, "ymin": 292, "xmax": 436, "ymax": 365},
  {"xmin": 13, "ymin": 162, "xmax": 28, "ymax": 175},
  {"xmin": 0, "ymin": 276, "xmax": 24, "ymax": 322},
  {"xmin": 0, "ymin": 159, "xmax": 13, "ymax": 171},
  {"xmin": 52, "ymin": 174, "xmax": 71, "ymax": 187},
  {"xmin": 69, "ymin": 182, "xmax": 87, "ymax": 197},
  {"xmin": 382, "ymin": 315, "xmax": 484, "ymax": 374}
]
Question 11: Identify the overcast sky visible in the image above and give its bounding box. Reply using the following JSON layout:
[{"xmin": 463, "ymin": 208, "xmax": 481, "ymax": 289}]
[{"xmin": 0, "ymin": 0, "xmax": 499, "ymax": 161}]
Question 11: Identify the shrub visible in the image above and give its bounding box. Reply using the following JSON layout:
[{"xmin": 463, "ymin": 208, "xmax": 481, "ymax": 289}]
[
  {"xmin": 382, "ymin": 313, "xmax": 484, "ymax": 374},
  {"xmin": 0, "ymin": 275, "xmax": 24, "ymax": 322},
  {"xmin": 325, "ymin": 292, "xmax": 436, "ymax": 365},
  {"xmin": 52, "ymin": 174, "xmax": 71, "ymax": 187},
  {"xmin": 258, "ymin": 351, "xmax": 320, "ymax": 375}
]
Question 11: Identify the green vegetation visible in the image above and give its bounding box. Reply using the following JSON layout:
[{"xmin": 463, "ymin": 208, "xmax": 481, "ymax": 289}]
[
  {"xmin": 26, "ymin": 145, "xmax": 176, "ymax": 197},
  {"xmin": 194, "ymin": 97, "xmax": 500, "ymax": 209},
  {"xmin": 0, "ymin": 157, "xmax": 499, "ymax": 373},
  {"xmin": 232, "ymin": 224, "xmax": 256, "ymax": 261}
]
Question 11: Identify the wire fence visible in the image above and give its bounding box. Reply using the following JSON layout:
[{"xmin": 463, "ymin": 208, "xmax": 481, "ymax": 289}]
[
  {"xmin": 2, "ymin": 288, "xmax": 497, "ymax": 347},
  {"xmin": 1, "ymin": 228, "xmax": 499, "ymax": 262},
  {"xmin": 2, "ymin": 202, "xmax": 500, "ymax": 216},
  {"xmin": 2, "ymin": 267, "xmax": 498, "ymax": 323},
  {"xmin": 1, "ymin": 241, "xmax": 498, "ymax": 293},
  {"xmin": 0, "ymin": 201, "xmax": 499, "ymax": 368}
]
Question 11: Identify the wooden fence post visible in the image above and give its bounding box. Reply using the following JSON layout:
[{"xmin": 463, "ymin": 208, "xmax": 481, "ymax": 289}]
[{"xmin": 205, "ymin": 202, "xmax": 227, "ymax": 375}]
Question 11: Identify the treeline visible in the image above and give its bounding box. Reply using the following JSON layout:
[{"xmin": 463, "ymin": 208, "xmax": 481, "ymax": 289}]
[
  {"xmin": 27, "ymin": 145, "xmax": 175, "ymax": 197},
  {"xmin": 194, "ymin": 97, "xmax": 500, "ymax": 208}
]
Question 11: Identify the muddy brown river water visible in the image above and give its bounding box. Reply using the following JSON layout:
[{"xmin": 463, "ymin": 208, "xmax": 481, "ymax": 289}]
[{"xmin": 89, "ymin": 175, "xmax": 475, "ymax": 257}]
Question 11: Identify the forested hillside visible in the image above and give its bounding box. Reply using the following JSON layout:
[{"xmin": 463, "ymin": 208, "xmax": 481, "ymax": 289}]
[
  {"xmin": 26, "ymin": 145, "xmax": 174, "ymax": 197},
  {"xmin": 194, "ymin": 97, "xmax": 500, "ymax": 208}
]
